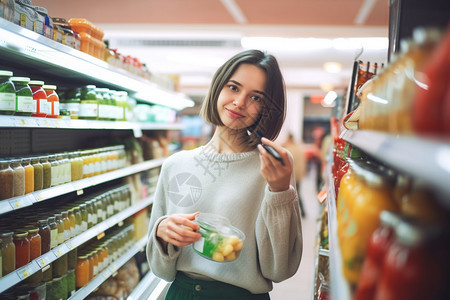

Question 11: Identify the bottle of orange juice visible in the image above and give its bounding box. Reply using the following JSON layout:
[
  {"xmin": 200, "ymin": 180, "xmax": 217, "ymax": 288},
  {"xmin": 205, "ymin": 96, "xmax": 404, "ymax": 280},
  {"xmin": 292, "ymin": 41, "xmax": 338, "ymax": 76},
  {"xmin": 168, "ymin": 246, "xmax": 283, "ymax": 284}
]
[{"xmin": 340, "ymin": 160, "xmax": 398, "ymax": 286}]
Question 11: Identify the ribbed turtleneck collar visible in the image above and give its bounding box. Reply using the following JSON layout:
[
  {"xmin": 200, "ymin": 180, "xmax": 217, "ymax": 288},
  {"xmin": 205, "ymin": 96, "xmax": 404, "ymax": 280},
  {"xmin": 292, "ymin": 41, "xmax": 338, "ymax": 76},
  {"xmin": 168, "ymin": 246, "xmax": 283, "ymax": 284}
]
[{"xmin": 196, "ymin": 145, "xmax": 259, "ymax": 162}]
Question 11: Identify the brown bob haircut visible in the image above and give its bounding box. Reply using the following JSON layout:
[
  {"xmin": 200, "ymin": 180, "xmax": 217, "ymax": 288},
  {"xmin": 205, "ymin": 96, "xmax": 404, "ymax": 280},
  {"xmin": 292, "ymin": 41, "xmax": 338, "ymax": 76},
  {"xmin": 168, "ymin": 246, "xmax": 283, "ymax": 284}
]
[{"xmin": 200, "ymin": 49, "xmax": 286, "ymax": 147}]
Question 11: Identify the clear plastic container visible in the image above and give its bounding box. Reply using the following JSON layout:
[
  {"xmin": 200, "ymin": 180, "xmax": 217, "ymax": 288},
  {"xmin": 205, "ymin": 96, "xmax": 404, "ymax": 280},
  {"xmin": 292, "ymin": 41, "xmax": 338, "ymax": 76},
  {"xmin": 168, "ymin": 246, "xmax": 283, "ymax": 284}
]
[{"xmin": 193, "ymin": 213, "xmax": 245, "ymax": 262}]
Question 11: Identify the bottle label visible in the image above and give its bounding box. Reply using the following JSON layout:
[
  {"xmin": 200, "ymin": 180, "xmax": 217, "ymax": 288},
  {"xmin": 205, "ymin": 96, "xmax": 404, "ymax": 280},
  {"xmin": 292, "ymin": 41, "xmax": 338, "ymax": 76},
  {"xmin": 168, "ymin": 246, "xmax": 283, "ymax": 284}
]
[
  {"xmin": 61, "ymin": 102, "xmax": 80, "ymax": 117},
  {"xmin": 38, "ymin": 98, "xmax": 48, "ymax": 114},
  {"xmin": 79, "ymin": 103, "xmax": 98, "ymax": 117},
  {"xmin": 98, "ymin": 104, "xmax": 111, "ymax": 119},
  {"xmin": 53, "ymin": 101, "xmax": 60, "ymax": 116},
  {"xmin": 50, "ymin": 228, "xmax": 58, "ymax": 248},
  {"xmin": 17, "ymin": 96, "xmax": 35, "ymax": 112},
  {"xmin": 0, "ymin": 93, "xmax": 16, "ymax": 110}
]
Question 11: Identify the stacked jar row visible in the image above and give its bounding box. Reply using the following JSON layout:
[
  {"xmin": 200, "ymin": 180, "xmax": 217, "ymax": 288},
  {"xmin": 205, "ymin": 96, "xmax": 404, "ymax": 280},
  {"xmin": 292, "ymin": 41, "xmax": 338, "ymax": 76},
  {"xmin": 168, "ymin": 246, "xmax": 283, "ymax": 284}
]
[
  {"xmin": 0, "ymin": 184, "xmax": 132, "ymax": 279},
  {"xmin": 0, "ymin": 145, "xmax": 126, "ymax": 201},
  {"xmin": 0, "ymin": 70, "xmax": 132, "ymax": 121},
  {"xmin": 75, "ymin": 224, "xmax": 135, "ymax": 288}
]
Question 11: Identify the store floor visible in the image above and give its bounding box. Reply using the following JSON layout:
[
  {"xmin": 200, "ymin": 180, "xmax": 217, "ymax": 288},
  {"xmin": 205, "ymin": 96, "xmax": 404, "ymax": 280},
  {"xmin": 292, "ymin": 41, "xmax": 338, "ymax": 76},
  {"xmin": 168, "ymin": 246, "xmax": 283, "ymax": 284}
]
[{"xmin": 269, "ymin": 166, "xmax": 321, "ymax": 300}]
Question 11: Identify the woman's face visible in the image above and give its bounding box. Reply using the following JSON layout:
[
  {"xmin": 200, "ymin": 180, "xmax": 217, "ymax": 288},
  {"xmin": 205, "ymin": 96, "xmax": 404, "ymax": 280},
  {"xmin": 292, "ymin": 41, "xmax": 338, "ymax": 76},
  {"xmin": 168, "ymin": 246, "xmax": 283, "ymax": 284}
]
[{"xmin": 217, "ymin": 63, "xmax": 266, "ymax": 130}]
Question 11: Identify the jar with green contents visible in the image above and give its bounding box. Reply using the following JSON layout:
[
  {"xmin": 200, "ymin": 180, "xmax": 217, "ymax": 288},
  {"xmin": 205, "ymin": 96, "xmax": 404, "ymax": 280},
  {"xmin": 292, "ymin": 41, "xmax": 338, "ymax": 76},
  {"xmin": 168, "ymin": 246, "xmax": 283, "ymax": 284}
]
[
  {"xmin": 11, "ymin": 77, "xmax": 35, "ymax": 116},
  {"xmin": 40, "ymin": 155, "xmax": 51, "ymax": 189},
  {"xmin": 53, "ymin": 254, "xmax": 68, "ymax": 278},
  {"xmin": 0, "ymin": 70, "xmax": 16, "ymax": 115},
  {"xmin": 96, "ymin": 87, "xmax": 110, "ymax": 121},
  {"xmin": 108, "ymin": 89, "xmax": 119, "ymax": 121},
  {"xmin": 116, "ymin": 91, "xmax": 128, "ymax": 121},
  {"xmin": 0, "ymin": 159, "xmax": 14, "ymax": 200},
  {"xmin": 79, "ymin": 85, "xmax": 98, "ymax": 120},
  {"xmin": 31, "ymin": 157, "xmax": 43, "ymax": 191},
  {"xmin": 67, "ymin": 247, "xmax": 77, "ymax": 271},
  {"xmin": 61, "ymin": 88, "xmax": 80, "ymax": 119},
  {"xmin": 50, "ymin": 276, "xmax": 67, "ymax": 300},
  {"xmin": 1, "ymin": 231, "xmax": 15, "ymax": 275},
  {"xmin": 66, "ymin": 269, "xmax": 75, "ymax": 297}
]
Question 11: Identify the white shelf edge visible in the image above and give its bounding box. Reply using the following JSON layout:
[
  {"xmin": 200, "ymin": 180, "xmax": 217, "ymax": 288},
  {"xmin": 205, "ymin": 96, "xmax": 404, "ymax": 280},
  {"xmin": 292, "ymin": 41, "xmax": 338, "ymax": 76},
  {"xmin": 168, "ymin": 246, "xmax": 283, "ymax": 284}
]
[
  {"xmin": 342, "ymin": 129, "xmax": 450, "ymax": 202},
  {"xmin": 0, "ymin": 115, "xmax": 185, "ymax": 131},
  {"xmin": 0, "ymin": 19, "xmax": 194, "ymax": 110},
  {"xmin": 68, "ymin": 237, "xmax": 148, "ymax": 300},
  {"xmin": 0, "ymin": 197, "xmax": 153, "ymax": 294},
  {"xmin": 326, "ymin": 165, "xmax": 352, "ymax": 300},
  {"xmin": 0, "ymin": 158, "xmax": 165, "ymax": 216}
]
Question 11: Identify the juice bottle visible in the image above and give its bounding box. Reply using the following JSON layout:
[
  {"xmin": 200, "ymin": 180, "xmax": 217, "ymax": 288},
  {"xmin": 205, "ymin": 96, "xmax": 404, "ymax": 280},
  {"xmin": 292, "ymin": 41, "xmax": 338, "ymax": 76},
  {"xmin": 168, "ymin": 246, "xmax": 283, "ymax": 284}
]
[
  {"xmin": 79, "ymin": 85, "xmax": 98, "ymax": 120},
  {"xmin": 44, "ymin": 85, "xmax": 59, "ymax": 118},
  {"xmin": 29, "ymin": 80, "xmax": 48, "ymax": 117},
  {"xmin": 340, "ymin": 161, "xmax": 398, "ymax": 285},
  {"xmin": 355, "ymin": 211, "xmax": 401, "ymax": 300}
]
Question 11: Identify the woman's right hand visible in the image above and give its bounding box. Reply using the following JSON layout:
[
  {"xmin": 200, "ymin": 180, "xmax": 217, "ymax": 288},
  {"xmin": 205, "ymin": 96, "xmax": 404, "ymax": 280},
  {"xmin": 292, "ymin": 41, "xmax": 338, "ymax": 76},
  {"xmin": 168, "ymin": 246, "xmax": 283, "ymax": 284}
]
[{"xmin": 156, "ymin": 212, "xmax": 202, "ymax": 248}]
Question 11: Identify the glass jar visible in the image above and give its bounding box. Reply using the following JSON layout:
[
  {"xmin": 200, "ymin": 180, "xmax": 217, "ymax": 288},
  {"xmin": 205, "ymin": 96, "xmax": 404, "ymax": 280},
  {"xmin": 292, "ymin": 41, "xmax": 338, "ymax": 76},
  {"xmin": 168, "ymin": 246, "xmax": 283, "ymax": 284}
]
[
  {"xmin": 1, "ymin": 231, "xmax": 15, "ymax": 275},
  {"xmin": 13, "ymin": 231, "xmax": 30, "ymax": 268},
  {"xmin": 116, "ymin": 91, "xmax": 128, "ymax": 121},
  {"xmin": 0, "ymin": 159, "xmax": 14, "ymax": 200},
  {"xmin": 86, "ymin": 199, "xmax": 95, "ymax": 228},
  {"xmin": 0, "ymin": 70, "xmax": 16, "ymax": 115},
  {"xmin": 44, "ymin": 85, "xmax": 59, "ymax": 119},
  {"xmin": 87, "ymin": 251, "xmax": 94, "ymax": 280},
  {"xmin": 61, "ymin": 211, "xmax": 71, "ymax": 242},
  {"xmin": 67, "ymin": 247, "xmax": 77, "ymax": 271},
  {"xmin": 22, "ymin": 226, "xmax": 41, "ymax": 261},
  {"xmin": 48, "ymin": 154, "xmax": 59, "ymax": 187},
  {"xmin": 22, "ymin": 158, "xmax": 34, "ymax": 195},
  {"xmin": 96, "ymin": 87, "xmax": 111, "ymax": 121},
  {"xmin": 31, "ymin": 157, "xmax": 43, "ymax": 192},
  {"xmin": 75, "ymin": 254, "xmax": 89, "ymax": 287},
  {"xmin": 40, "ymin": 155, "xmax": 51, "ymax": 189},
  {"xmin": 79, "ymin": 85, "xmax": 98, "ymax": 120},
  {"xmin": 66, "ymin": 269, "xmax": 76, "ymax": 297},
  {"xmin": 69, "ymin": 151, "xmax": 83, "ymax": 181},
  {"xmin": 11, "ymin": 158, "xmax": 25, "ymax": 197},
  {"xmin": 11, "ymin": 77, "xmax": 34, "ymax": 116},
  {"xmin": 73, "ymin": 207, "xmax": 82, "ymax": 236},
  {"xmin": 79, "ymin": 203, "xmax": 88, "ymax": 232},
  {"xmin": 54, "ymin": 213, "xmax": 65, "ymax": 246},
  {"xmin": 62, "ymin": 88, "xmax": 80, "ymax": 119},
  {"xmin": 48, "ymin": 216, "xmax": 58, "ymax": 249},
  {"xmin": 67, "ymin": 208, "xmax": 76, "ymax": 239},
  {"xmin": 37, "ymin": 218, "xmax": 51, "ymax": 254},
  {"xmin": 29, "ymin": 80, "xmax": 48, "ymax": 117}
]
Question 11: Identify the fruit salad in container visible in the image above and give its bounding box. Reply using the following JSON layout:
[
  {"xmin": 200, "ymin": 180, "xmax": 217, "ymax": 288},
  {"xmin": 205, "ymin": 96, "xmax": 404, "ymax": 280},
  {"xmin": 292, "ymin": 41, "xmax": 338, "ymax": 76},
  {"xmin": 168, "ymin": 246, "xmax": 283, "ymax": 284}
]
[{"xmin": 193, "ymin": 213, "xmax": 245, "ymax": 262}]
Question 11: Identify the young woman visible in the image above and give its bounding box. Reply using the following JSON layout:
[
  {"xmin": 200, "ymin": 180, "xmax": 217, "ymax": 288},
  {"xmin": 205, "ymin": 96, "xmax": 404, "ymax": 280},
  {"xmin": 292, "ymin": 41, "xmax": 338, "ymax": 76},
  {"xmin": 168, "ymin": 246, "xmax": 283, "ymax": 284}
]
[{"xmin": 146, "ymin": 49, "xmax": 303, "ymax": 299}]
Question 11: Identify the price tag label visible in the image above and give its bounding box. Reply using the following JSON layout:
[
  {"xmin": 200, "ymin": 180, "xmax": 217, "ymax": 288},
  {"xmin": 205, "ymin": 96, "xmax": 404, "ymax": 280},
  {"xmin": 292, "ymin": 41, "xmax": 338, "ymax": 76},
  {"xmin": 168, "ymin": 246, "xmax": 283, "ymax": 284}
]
[
  {"xmin": 97, "ymin": 232, "xmax": 105, "ymax": 240},
  {"xmin": 9, "ymin": 196, "xmax": 31, "ymax": 210},
  {"xmin": 66, "ymin": 241, "xmax": 76, "ymax": 250},
  {"xmin": 76, "ymin": 189, "xmax": 84, "ymax": 196},
  {"xmin": 117, "ymin": 221, "xmax": 124, "ymax": 227},
  {"xmin": 16, "ymin": 266, "xmax": 32, "ymax": 280},
  {"xmin": 36, "ymin": 253, "xmax": 53, "ymax": 268},
  {"xmin": 53, "ymin": 247, "xmax": 64, "ymax": 258},
  {"xmin": 132, "ymin": 125, "xmax": 142, "ymax": 138}
]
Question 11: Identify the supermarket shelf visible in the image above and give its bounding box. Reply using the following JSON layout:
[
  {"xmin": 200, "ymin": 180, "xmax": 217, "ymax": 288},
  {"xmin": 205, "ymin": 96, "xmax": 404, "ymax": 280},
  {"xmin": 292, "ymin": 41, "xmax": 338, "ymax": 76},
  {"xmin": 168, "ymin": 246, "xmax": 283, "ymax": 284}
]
[
  {"xmin": 0, "ymin": 19, "xmax": 194, "ymax": 111},
  {"xmin": 0, "ymin": 157, "xmax": 165, "ymax": 216},
  {"xmin": 0, "ymin": 115, "xmax": 184, "ymax": 131},
  {"xmin": 341, "ymin": 129, "xmax": 450, "ymax": 202},
  {"xmin": 68, "ymin": 236, "xmax": 148, "ymax": 300},
  {"xmin": 128, "ymin": 271, "xmax": 169, "ymax": 300},
  {"xmin": 0, "ymin": 196, "xmax": 153, "ymax": 294},
  {"xmin": 326, "ymin": 168, "xmax": 352, "ymax": 300}
]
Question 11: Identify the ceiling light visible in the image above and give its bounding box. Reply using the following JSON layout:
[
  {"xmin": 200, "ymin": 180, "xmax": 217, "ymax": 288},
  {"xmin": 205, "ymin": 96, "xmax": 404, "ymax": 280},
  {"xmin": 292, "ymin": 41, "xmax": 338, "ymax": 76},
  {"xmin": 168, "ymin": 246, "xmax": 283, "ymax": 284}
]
[{"xmin": 323, "ymin": 62, "xmax": 342, "ymax": 73}]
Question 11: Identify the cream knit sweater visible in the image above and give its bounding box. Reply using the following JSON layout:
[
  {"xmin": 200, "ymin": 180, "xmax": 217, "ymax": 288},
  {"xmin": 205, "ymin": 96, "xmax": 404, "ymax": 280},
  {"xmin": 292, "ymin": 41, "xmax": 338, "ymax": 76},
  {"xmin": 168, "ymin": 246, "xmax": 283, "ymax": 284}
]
[{"xmin": 146, "ymin": 145, "xmax": 303, "ymax": 294}]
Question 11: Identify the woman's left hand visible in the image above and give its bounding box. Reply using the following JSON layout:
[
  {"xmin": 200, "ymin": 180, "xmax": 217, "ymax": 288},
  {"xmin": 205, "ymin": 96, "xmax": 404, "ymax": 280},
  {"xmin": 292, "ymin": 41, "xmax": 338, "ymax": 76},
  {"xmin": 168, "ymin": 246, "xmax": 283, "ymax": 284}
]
[{"xmin": 257, "ymin": 137, "xmax": 292, "ymax": 192}]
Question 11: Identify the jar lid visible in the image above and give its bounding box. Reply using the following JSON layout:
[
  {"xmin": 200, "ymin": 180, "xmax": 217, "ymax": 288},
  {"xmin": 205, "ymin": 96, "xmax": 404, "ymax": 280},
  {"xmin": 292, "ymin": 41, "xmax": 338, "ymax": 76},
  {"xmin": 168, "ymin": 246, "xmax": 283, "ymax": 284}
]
[
  {"xmin": 0, "ymin": 70, "xmax": 13, "ymax": 76},
  {"xmin": 29, "ymin": 80, "xmax": 45, "ymax": 86},
  {"xmin": 11, "ymin": 76, "xmax": 31, "ymax": 83},
  {"xmin": 14, "ymin": 231, "xmax": 29, "ymax": 237},
  {"xmin": 43, "ymin": 84, "xmax": 57, "ymax": 90}
]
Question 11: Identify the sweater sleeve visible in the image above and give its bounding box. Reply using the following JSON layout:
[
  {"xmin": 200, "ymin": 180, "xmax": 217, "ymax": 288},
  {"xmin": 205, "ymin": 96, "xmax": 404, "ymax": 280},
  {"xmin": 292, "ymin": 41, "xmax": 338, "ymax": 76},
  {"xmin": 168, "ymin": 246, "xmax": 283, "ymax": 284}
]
[
  {"xmin": 255, "ymin": 183, "xmax": 303, "ymax": 282},
  {"xmin": 146, "ymin": 161, "xmax": 182, "ymax": 282}
]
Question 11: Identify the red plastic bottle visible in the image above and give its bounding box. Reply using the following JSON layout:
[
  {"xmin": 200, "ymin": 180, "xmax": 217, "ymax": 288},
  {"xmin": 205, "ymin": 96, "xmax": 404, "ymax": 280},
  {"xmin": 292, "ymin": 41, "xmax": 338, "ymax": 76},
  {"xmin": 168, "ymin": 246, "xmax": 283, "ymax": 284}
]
[
  {"xmin": 29, "ymin": 80, "xmax": 48, "ymax": 117},
  {"xmin": 355, "ymin": 211, "xmax": 400, "ymax": 300},
  {"xmin": 44, "ymin": 84, "xmax": 59, "ymax": 118}
]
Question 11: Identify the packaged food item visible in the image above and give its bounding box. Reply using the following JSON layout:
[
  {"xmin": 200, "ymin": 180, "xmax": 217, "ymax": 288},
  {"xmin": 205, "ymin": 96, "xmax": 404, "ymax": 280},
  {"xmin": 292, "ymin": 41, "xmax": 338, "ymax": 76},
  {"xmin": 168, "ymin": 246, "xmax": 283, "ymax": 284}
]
[
  {"xmin": 0, "ymin": 70, "xmax": 16, "ymax": 115},
  {"xmin": 31, "ymin": 157, "xmax": 43, "ymax": 191},
  {"xmin": 11, "ymin": 158, "xmax": 25, "ymax": 197},
  {"xmin": 79, "ymin": 85, "xmax": 98, "ymax": 120},
  {"xmin": 375, "ymin": 221, "xmax": 447, "ymax": 300},
  {"xmin": 1, "ymin": 231, "xmax": 15, "ymax": 275},
  {"xmin": 22, "ymin": 158, "xmax": 34, "ymax": 194},
  {"xmin": 13, "ymin": 230, "xmax": 30, "ymax": 268},
  {"xmin": 0, "ymin": 159, "xmax": 14, "ymax": 200},
  {"xmin": 61, "ymin": 88, "xmax": 80, "ymax": 119},
  {"xmin": 355, "ymin": 211, "xmax": 401, "ymax": 300},
  {"xmin": 43, "ymin": 85, "xmax": 59, "ymax": 118},
  {"xmin": 34, "ymin": 5, "xmax": 53, "ymax": 38},
  {"xmin": 193, "ymin": 213, "xmax": 245, "ymax": 262},
  {"xmin": 11, "ymin": 77, "xmax": 34, "ymax": 116},
  {"xmin": 1, "ymin": 0, "xmax": 15, "ymax": 22}
]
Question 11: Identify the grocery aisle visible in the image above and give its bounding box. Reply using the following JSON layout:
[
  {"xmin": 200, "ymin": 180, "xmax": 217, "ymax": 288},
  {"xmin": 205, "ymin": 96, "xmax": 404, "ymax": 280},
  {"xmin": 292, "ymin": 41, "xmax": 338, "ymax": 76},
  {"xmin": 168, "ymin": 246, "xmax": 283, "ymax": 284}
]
[{"xmin": 270, "ymin": 166, "xmax": 321, "ymax": 300}]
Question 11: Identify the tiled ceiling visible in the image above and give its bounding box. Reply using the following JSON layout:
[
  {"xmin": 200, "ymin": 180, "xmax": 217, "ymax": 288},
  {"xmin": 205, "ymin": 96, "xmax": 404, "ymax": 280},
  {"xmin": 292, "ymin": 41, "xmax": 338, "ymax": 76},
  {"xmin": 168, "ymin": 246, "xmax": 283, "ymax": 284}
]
[
  {"xmin": 33, "ymin": 0, "xmax": 388, "ymax": 26},
  {"xmin": 32, "ymin": 0, "xmax": 390, "ymax": 93}
]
